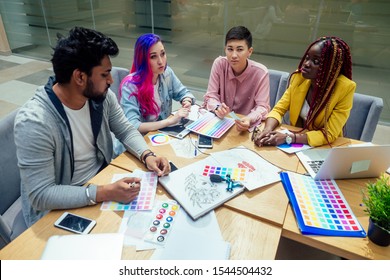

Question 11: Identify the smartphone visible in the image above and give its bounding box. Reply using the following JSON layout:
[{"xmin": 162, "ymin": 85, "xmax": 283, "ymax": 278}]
[
  {"xmin": 169, "ymin": 161, "xmax": 178, "ymax": 172},
  {"xmin": 198, "ymin": 134, "xmax": 213, "ymax": 149},
  {"xmin": 54, "ymin": 212, "xmax": 96, "ymax": 234}
]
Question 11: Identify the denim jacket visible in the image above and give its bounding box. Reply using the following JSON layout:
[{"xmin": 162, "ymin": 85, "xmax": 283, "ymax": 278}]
[
  {"xmin": 119, "ymin": 65, "xmax": 195, "ymax": 129},
  {"xmin": 113, "ymin": 66, "xmax": 194, "ymax": 156}
]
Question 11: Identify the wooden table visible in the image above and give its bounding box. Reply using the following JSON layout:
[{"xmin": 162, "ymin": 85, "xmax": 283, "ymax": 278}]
[
  {"xmin": 111, "ymin": 128, "xmax": 389, "ymax": 260},
  {"xmin": 112, "ymin": 128, "xmax": 291, "ymax": 227},
  {"xmin": 0, "ymin": 164, "xmax": 281, "ymax": 260},
  {"xmin": 1, "ymin": 125, "xmax": 388, "ymax": 260}
]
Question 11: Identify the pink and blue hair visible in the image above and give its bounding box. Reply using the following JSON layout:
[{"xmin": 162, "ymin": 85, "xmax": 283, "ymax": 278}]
[{"xmin": 119, "ymin": 33, "xmax": 162, "ymax": 118}]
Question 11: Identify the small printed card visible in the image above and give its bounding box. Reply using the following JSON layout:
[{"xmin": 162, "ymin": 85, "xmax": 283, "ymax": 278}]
[{"xmin": 276, "ymin": 129, "xmax": 312, "ymax": 154}]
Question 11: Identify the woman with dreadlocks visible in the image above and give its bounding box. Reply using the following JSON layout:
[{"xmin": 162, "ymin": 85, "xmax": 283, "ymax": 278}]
[{"xmin": 252, "ymin": 36, "xmax": 355, "ymax": 147}]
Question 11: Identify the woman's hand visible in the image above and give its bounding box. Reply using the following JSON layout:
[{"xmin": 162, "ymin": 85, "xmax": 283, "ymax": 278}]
[
  {"xmin": 254, "ymin": 130, "xmax": 286, "ymax": 146},
  {"xmin": 214, "ymin": 103, "xmax": 230, "ymax": 119},
  {"xmin": 169, "ymin": 107, "xmax": 190, "ymax": 125},
  {"xmin": 181, "ymin": 98, "xmax": 192, "ymax": 109},
  {"xmin": 235, "ymin": 116, "xmax": 250, "ymax": 132}
]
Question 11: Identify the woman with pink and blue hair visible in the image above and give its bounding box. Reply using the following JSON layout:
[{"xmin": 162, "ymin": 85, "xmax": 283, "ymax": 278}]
[{"xmin": 118, "ymin": 33, "xmax": 194, "ymax": 134}]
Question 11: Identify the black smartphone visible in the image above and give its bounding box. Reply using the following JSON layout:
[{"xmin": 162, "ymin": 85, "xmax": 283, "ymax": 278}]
[
  {"xmin": 169, "ymin": 161, "xmax": 178, "ymax": 172},
  {"xmin": 198, "ymin": 134, "xmax": 213, "ymax": 149}
]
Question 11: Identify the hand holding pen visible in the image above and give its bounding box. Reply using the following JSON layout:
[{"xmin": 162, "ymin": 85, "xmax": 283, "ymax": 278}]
[
  {"xmin": 214, "ymin": 102, "xmax": 230, "ymax": 119},
  {"xmin": 235, "ymin": 116, "xmax": 250, "ymax": 132}
]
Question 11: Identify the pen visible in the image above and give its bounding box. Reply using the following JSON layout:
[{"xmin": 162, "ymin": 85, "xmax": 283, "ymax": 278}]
[{"xmin": 194, "ymin": 140, "xmax": 198, "ymax": 156}]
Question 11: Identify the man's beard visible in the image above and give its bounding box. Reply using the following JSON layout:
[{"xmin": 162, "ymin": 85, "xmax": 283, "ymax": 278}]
[{"xmin": 83, "ymin": 78, "xmax": 108, "ymax": 103}]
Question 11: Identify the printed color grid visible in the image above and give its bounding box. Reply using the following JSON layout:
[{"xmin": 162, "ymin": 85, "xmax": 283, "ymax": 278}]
[
  {"xmin": 101, "ymin": 172, "xmax": 158, "ymax": 211},
  {"xmin": 202, "ymin": 165, "xmax": 248, "ymax": 181},
  {"xmin": 186, "ymin": 112, "xmax": 235, "ymax": 138},
  {"xmin": 281, "ymin": 171, "xmax": 366, "ymax": 237}
]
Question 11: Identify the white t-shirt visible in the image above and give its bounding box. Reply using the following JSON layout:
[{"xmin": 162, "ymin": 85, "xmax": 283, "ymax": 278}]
[
  {"xmin": 64, "ymin": 101, "xmax": 102, "ymax": 185},
  {"xmin": 300, "ymin": 99, "xmax": 310, "ymax": 121}
]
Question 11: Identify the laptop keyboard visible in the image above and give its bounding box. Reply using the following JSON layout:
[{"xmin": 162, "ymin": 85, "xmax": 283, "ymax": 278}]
[{"xmin": 307, "ymin": 160, "xmax": 324, "ymax": 173}]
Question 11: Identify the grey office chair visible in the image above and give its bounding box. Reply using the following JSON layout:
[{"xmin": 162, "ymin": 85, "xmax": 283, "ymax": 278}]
[
  {"xmin": 268, "ymin": 69, "xmax": 290, "ymax": 108},
  {"xmin": 110, "ymin": 66, "xmax": 129, "ymax": 101},
  {"xmin": 0, "ymin": 109, "xmax": 27, "ymax": 249},
  {"xmin": 344, "ymin": 92, "xmax": 383, "ymax": 142}
]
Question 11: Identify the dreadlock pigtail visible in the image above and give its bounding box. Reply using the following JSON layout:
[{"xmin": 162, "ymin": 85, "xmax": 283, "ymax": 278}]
[
  {"xmin": 294, "ymin": 36, "xmax": 353, "ymax": 145},
  {"xmin": 305, "ymin": 37, "xmax": 342, "ymax": 133}
]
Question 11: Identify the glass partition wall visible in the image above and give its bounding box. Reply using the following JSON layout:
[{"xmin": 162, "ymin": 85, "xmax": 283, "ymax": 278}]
[{"xmin": 1, "ymin": 0, "xmax": 389, "ymax": 123}]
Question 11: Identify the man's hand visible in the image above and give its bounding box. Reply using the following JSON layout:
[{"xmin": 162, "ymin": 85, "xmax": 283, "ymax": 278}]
[
  {"xmin": 145, "ymin": 155, "xmax": 170, "ymax": 176},
  {"xmin": 96, "ymin": 177, "xmax": 141, "ymax": 204}
]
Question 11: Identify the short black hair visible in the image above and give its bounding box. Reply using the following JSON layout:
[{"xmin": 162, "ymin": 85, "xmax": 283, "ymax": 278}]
[
  {"xmin": 51, "ymin": 26, "xmax": 119, "ymax": 83},
  {"xmin": 225, "ymin": 26, "xmax": 252, "ymax": 48}
]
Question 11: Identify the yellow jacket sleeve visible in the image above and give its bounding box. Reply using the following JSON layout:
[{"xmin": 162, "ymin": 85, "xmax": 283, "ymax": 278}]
[{"xmin": 267, "ymin": 73, "xmax": 356, "ymax": 147}]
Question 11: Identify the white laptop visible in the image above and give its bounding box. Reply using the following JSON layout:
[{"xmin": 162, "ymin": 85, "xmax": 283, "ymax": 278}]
[{"xmin": 296, "ymin": 145, "xmax": 390, "ymax": 180}]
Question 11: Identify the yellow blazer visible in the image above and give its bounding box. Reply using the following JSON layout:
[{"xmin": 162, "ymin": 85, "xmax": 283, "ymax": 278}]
[{"xmin": 267, "ymin": 73, "xmax": 356, "ymax": 147}]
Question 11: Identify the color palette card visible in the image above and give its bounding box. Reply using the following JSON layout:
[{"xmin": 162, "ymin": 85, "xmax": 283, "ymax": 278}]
[
  {"xmin": 143, "ymin": 200, "xmax": 180, "ymax": 246},
  {"xmin": 209, "ymin": 147, "xmax": 281, "ymax": 191},
  {"xmin": 280, "ymin": 171, "xmax": 366, "ymax": 237},
  {"xmin": 186, "ymin": 112, "xmax": 235, "ymax": 138},
  {"xmin": 100, "ymin": 170, "xmax": 158, "ymax": 211},
  {"xmin": 202, "ymin": 165, "xmax": 249, "ymax": 182}
]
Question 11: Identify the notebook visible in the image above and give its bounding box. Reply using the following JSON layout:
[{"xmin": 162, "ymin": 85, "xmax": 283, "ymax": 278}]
[
  {"xmin": 158, "ymin": 152, "xmax": 245, "ymax": 220},
  {"xmin": 158, "ymin": 118, "xmax": 193, "ymax": 139},
  {"xmin": 41, "ymin": 233, "xmax": 124, "ymax": 260},
  {"xmin": 158, "ymin": 148, "xmax": 280, "ymax": 220},
  {"xmin": 296, "ymin": 145, "xmax": 390, "ymax": 180},
  {"xmin": 280, "ymin": 171, "xmax": 366, "ymax": 237}
]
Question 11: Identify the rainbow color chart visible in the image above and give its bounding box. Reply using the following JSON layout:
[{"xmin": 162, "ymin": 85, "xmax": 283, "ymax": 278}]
[
  {"xmin": 186, "ymin": 112, "xmax": 235, "ymax": 138},
  {"xmin": 101, "ymin": 171, "xmax": 158, "ymax": 211},
  {"xmin": 202, "ymin": 165, "xmax": 248, "ymax": 182},
  {"xmin": 280, "ymin": 171, "xmax": 366, "ymax": 237}
]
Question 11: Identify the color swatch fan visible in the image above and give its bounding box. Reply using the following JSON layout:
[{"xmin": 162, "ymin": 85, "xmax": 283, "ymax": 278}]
[
  {"xmin": 280, "ymin": 171, "xmax": 366, "ymax": 237},
  {"xmin": 186, "ymin": 112, "xmax": 235, "ymax": 138},
  {"xmin": 101, "ymin": 170, "xmax": 157, "ymax": 211}
]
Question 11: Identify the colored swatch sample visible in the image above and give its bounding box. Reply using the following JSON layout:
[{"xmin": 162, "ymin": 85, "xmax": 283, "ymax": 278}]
[
  {"xmin": 101, "ymin": 172, "xmax": 158, "ymax": 211},
  {"xmin": 280, "ymin": 171, "xmax": 366, "ymax": 237},
  {"xmin": 149, "ymin": 133, "xmax": 170, "ymax": 146},
  {"xmin": 202, "ymin": 165, "xmax": 248, "ymax": 182},
  {"xmin": 143, "ymin": 200, "xmax": 180, "ymax": 246},
  {"xmin": 277, "ymin": 143, "xmax": 312, "ymax": 154},
  {"xmin": 186, "ymin": 112, "xmax": 235, "ymax": 138}
]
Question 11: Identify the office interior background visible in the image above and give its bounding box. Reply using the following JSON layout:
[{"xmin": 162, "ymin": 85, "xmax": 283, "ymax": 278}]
[{"xmin": 0, "ymin": 0, "xmax": 389, "ymax": 125}]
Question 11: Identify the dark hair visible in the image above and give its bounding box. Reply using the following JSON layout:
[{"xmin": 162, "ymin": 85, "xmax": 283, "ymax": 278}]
[
  {"xmin": 225, "ymin": 26, "xmax": 252, "ymax": 48},
  {"xmin": 291, "ymin": 36, "xmax": 353, "ymax": 142},
  {"xmin": 51, "ymin": 26, "xmax": 119, "ymax": 83}
]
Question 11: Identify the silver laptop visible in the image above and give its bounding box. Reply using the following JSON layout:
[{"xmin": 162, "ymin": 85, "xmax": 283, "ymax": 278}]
[{"xmin": 296, "ymin": 145, "xmax": 390, "ymax": 180}]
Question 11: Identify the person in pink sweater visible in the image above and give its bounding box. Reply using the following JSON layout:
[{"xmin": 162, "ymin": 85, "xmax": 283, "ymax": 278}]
[{"xmin": 202, "ymin": 26, "xmax": 270, "ymax": 132}]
